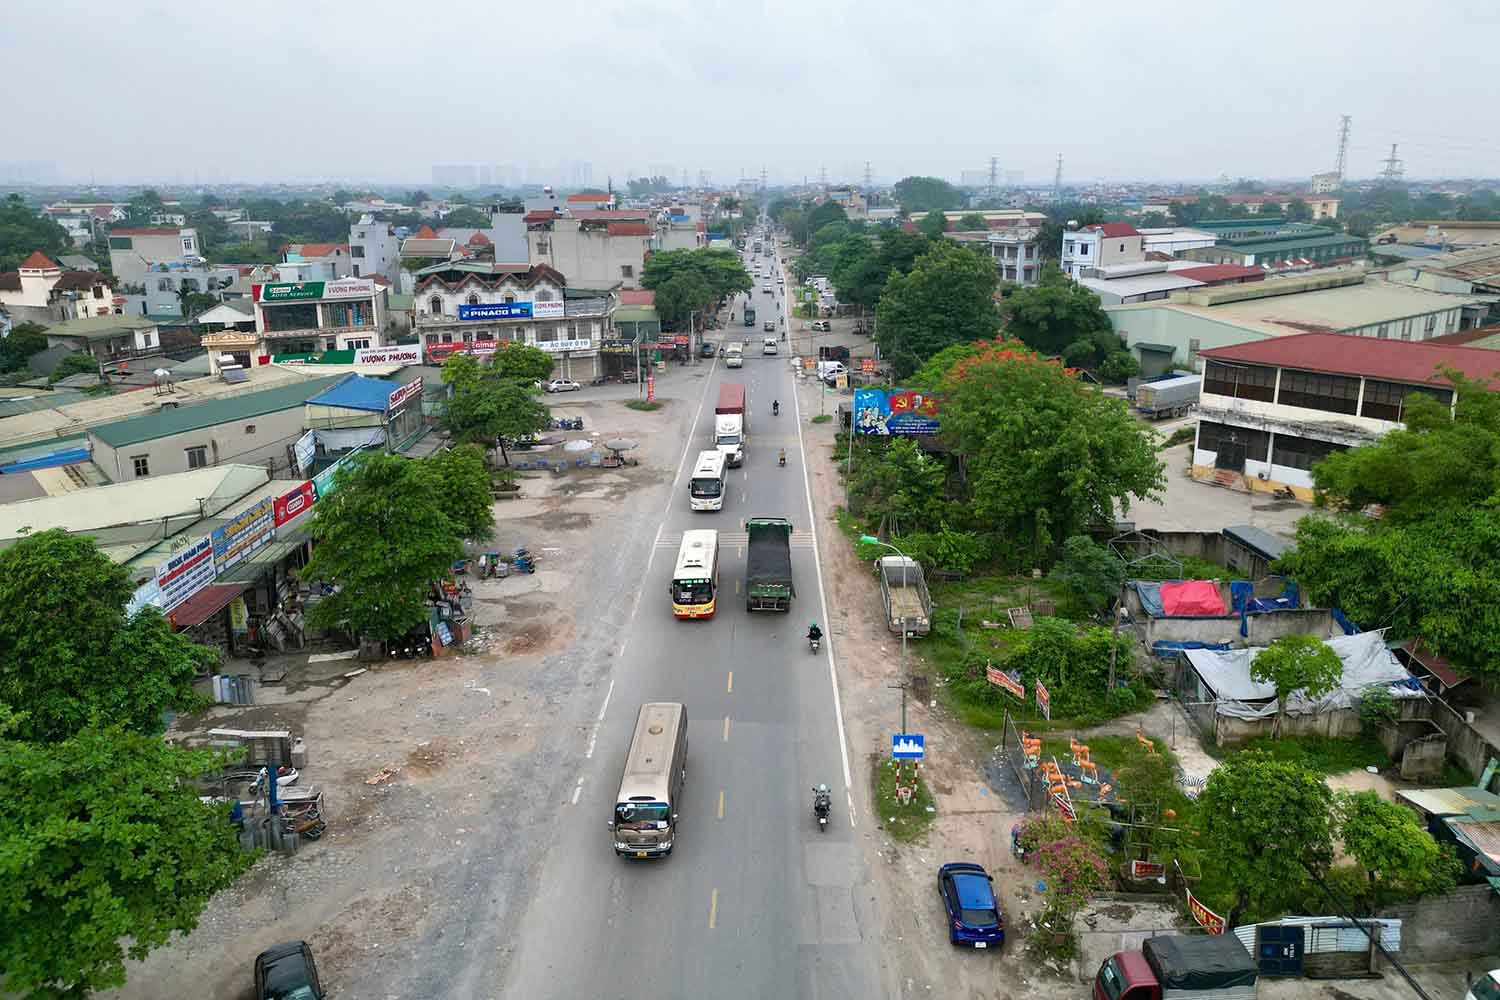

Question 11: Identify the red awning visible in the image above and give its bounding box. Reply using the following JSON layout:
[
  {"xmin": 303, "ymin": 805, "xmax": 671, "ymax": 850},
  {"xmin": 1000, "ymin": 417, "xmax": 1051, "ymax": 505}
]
[
  {"xmin": 1158, "ymin": 580, "xmax": 1227, "ymax": 616},
  {"xmin": 169, "ymin": 582, "xmax": 250, "ymax": 630}
]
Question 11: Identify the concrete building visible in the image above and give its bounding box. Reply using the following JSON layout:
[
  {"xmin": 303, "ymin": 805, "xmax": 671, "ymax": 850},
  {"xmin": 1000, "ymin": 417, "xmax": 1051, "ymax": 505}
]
[
  {"xmin": 904, "ymin": 209, "xmax": 1046, "ymax": 229},
  {"xmin": 281, "ymin": 243, "xmax": 352, "ymax": 281},
  {"xmin": 1079, "ymin": 262, "xmax": 1264, "ymax": 306},
  {"xmin": 1062, "ymin": 223, "xmax": 1145, "ymax": 279},
  {"xmin": 107, "ymin": 227, "xmax": 200, "ymax": 287},
  {"xmin": 201, "ymin": 277, "xmax": 391, "ymax": 373},
  {"xmin": 1107, "ymin": 271, "xmax": 1491, "ymax": 375},
  {"xmin": 526, "ymin": 214, "xmax": 652, "ymax": 289},
  {"xmin": 43, "ymin": 315, "xmax": 161, "ymax": 360},
  {"xmin": 1189, "ymin": 333, "xmax": 1500, "ymax": 499},
  {"xmin": 141, "ymin": 261, "xmax": 234, "ymax": 318},
  {"xmin": 1311, "ymin": 172, "xmax": 1341, "ymax": 194},
  {"xmin": 349, "ymin": 216, "xmax": 402, "ymax": 284},
  {"xmin": 412, "ymin": 260, "xmax": 615, "ymax": 380},
  {"xmin": 566, "ymin": 192, "xmax": 614, "ymax": 211},
  {"xmin": 1374, "ymin": 221, "xmax": 1500, "ymax": 251},
  {"xmin": 1180, "ymin": 220, "xmax": 1367, "ymax": 272},
  {"xmin": 1140, "ymin": 227, "xmax": 1217, "ymax": 256},
  {"xmin": 1379, "ymin": 245, "xmax": 1500, "ymax": 311},
  {"xmin": 0, "ymin": 251, "xmax": 118, "ymax": 324},
  {"xmin": 951, "ymin": 229, "xmax": 1044, "ymax": 286},
  {"xmin": 87, "ymin": 375, "xmax": 342, "ymax": 482}
]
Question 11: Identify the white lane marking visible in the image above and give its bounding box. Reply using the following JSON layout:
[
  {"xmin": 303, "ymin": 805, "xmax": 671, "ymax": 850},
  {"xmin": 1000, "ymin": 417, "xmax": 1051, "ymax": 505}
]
[
  {"xmin": 571, "ymin": 778, "xmax": 584, "ymax": 805},
  {"xmin": 669, "ymin": 357, "xmax": 720, "ymax": 495},
  {"xmin": 585, "ymin": 728, "xmax": 598, "ymax": 759},
  {"xmin": 645, "ymin": 522, "xmax": 664, "ymax": 576},
  {"xmin": 792, "ymin": 356, "xmax": 856, "ymax": 823},
  {"xmin": 597, "ymin": 678, "xmax": 615, "ymax": 721}
]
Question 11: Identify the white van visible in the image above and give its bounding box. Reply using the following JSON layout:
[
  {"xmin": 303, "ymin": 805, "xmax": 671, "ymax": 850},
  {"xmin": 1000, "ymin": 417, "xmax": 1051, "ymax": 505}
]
[
  {"xmin": 763, "ymin": 337, "xmax": 778, "ymax": 355},
  {"xmin": 817, "ymin": 360, "xmax": 848, "ymax": 382}
]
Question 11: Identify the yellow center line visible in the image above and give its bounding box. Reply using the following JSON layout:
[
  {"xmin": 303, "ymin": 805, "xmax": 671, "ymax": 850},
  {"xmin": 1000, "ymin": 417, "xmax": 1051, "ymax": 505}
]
[
  {"xmin": 717, "ymin": 789, "xmax": 725, "ymax": 819},
  {"xmin": 723, "ymin": 716, "xmax": 731, "ymax": 740},
  {"xmin": 726, "ymin": 671, "xmax": 733, "ymax": 693},
  {"xmin": 708, "ymin": 888, "xmax": 718, "ymax": 929}
]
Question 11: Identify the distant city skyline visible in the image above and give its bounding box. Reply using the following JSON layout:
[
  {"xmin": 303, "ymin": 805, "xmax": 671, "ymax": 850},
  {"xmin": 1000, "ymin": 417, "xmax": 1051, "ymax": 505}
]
[{"xmin": 4, "ymin": 1, "xmax": 1499, "ymax": 187}]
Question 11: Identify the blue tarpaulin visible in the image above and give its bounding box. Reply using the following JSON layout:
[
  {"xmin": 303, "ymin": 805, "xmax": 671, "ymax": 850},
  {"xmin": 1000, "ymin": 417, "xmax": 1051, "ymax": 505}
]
[
  {"xmin": 1232, "ymin": 579, "xmax": 1302, "ymax": 636},
  {"xmin": 308, "ymin": 374, "xmax": 393, "ymax": 413},
  {"xmin": 1152, "ymin": 640, "xmax": 1234, "ymax": 658},
  {"xmin": 1331, "ymin": 608, "xmax": 1359, "ymax": 635}
]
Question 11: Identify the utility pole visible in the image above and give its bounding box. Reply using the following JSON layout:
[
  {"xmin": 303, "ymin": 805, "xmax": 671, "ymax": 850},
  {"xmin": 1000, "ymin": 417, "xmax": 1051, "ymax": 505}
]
[
  {"xmin": 888, "ymin": 681, "xmax": 908, "ymax": 736},
  {"xmin": 1334, "ymin": 115, "xmax": 1351, "ymax": 185},
  {"xmin": 1380, "ymin": 144, "xmax": 1404, "ymax": 185},
  {"xmin": 1052, "ymin": 153, "xmax": 1063, "ymax": 202}
]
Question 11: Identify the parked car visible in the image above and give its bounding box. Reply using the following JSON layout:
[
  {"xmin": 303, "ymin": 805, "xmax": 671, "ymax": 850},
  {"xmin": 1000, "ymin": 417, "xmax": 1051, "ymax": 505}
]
[
  {"xmin": 700, "ymin": 342, "xmax": 717, "ymax": 357},
  {"xmin": 763, "ymin": 319, "xmax": 776, "ymax": 332},
  {"xmin": 811, "ymin": 320, "xmax": 831, "ymax": 332},
  {"xmin": 255, "ymin": 941, "xmax": 325, "ymax": 1000},
  {"xmin": 937, "ymin": 862, "xmax": 1004, "ymax": 949},
  {"xmin": 545, "ymin": 378, "xmax": 581, "ymax": 393}
]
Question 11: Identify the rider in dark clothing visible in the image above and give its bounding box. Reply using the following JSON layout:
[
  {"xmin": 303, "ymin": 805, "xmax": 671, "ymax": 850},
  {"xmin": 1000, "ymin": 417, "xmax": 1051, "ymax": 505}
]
[{"xmin": 807, "ymin": 622, "xmax": 823, "ymax": 643}]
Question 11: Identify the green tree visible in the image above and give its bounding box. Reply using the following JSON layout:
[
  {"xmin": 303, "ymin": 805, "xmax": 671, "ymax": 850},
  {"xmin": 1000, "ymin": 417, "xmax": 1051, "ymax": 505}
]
[
  {"xmin": 934, "ymin": 341, "xmax": 1164, "ymax": 554},
  {"xmin": 918, "ymin": 211, "xmax": 950, "ymax": 237},
  {"xmin": 441, "ymin": 206, "xmax": 491, "ymax": 228},
  {"xmin": 956, "ymin": 212, "xmax": 989, "ymax": 232},
  {"xmin": 47, "ymin": 353, "xmax": 100, "ymax": 384},
  {"xmin": 0, "ymin": 530, "xmax": 212, "ymax": 743},
  {"xmin": 0, "ymin": 194, "xmax": 71, "ymax": 272},
  {"xmin": 179, "ymin": 289, "xmax": 218, "ymax": 318},
  {"xmin": 121, "ymin": 188, "xmax": 165, "ymax": 227},
  {"xmin": 1249, "ymin": 634, "xmax": 1343, "ymax": 735},
  {"xmin": 0, "ymin": 725, "xmax": 254, "ymax": 998},
  {"xmin": 874, "ymin": 240, "xmax": 999, "ymax": 376},
  {"xmin": 1335, "ymin": 790, "xmax": 1444, "ymax": 913},
  {"xmin": 0, "ymin": 322, "xmax": 48, "ymax": 373},
  {"xmin": 445, "ymin": 377, "xmax": 550, "ymax": 466},
  {"xmin": 301, "ymin": 452, "xmax": 463, "ymax": 643},
  {"xmin": 487, "ymin": 341, "xmax": 554, "ymax": 384},
  {"xmin": 1052, "ymin": 535, "xmax": 1126, "ymax": 617},
  {"xmin": 652, "ymin": 272, "xmax": 712, "ymax": 331},
  {"xmin": 1003, "ymin": 265, "xmax": 1116, "ymax": 359},
  {"xmin": 892, "ymin": 176, "xmax": 965, "ymax": 214},
  {"xmin": 1197, "ymin": 752, "xmax": 1334, "ymax": 927},
  {"xmin": 424, "ymin": 445, "xmax": 495, "ymax": 541},
  {"xmin": 846, "ymin": 437, "xmax": 946, "ymax": 529},
  {"xmin": 641, "ymin": 247, "xmax": 751, "ymax": 305},
  {"xmin": 1098, "ymin": 351, "xmax": 1141, "ymax": 384}
]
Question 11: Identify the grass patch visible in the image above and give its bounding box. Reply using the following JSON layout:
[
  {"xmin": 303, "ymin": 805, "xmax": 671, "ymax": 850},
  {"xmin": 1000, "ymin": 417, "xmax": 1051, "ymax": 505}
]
[
  {"xmin": 810, "ymin": 413, "xmax": 832, "ymax": 424},
  {"xmin": 1211, "ymin": 734, "xmax": 1388, "ymax": 775},
  {"xmin": 873, "ymin": 757, "xmax": 936, "ymax": 842},
  {"xmin": 624, "ymin": 400, "xmax": 662, "ymax": 411},
  {"xmin": 1160, "ymin": 426, "xmax": 1194, "ymax": 449}
]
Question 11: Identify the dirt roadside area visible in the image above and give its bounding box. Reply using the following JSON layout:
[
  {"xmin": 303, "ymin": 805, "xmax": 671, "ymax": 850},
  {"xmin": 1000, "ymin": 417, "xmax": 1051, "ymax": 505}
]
[{"xmin": 103, "ymin": 376, "xmax": 709, "ymax": 1000}]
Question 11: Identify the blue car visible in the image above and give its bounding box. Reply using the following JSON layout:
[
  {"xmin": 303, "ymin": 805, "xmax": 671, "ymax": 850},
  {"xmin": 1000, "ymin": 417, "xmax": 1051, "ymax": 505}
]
[{"xmin": 937, "ymin": 862, "xmax": 1004, "ymax": 949}]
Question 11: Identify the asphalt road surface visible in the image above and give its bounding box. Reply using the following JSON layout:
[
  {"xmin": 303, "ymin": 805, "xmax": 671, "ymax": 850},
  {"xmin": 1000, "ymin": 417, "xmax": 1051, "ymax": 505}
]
[{"xmin": 501, "ymin": 236, "xmax": 883, "ymax": 999}]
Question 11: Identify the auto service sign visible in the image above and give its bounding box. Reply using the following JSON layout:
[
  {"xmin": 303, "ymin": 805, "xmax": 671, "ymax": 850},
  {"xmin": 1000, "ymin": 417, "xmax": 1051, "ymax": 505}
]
[
  {"xmin": 155, "ymin": 535, "xmax": 216, "ymax": 612},
  {"xmin": 388, "ymin": 377, "xmax": 423, "ymax": 410},
  {"xmin": 211, "ymin": 497, "xmax": 275, "ymax": 572},
  {"xmin": 274, "ymin": 480, "xmax": 316, "ymax": 525},
  {"xmin": 354, "ymin": 344, "xmax": 422, "ymax": 365}
]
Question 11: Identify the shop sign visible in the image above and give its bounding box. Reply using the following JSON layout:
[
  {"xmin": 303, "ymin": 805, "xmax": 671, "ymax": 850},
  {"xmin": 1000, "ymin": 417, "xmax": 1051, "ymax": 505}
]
[
  {"xmin": 156, "ymin": 535, "xmax": 216, "ymax": 612},
  {"xmin": 646, "ymin": 375, "xmax": 655, "ymax": 403},
  {"xmin": 1186, "ymin": 887, "xmax": 1226, "ymax": 935},
  {"xmin": 211, "ymin": 497, "xmax": 275, "ymax": 572},
  {"xmin": 274, "ymin": 480, "xmax": 316, "ymax": 525},
  {"xmin": 1129, "ymin": 860, "xmax": 1166, "ymax": 880},
  {"xmin": 1034, "ymin": 679, "xmax": 1051, "ymax": 720},
  {"xmin": 600, "ymin": 340, "xmax": 635, "ymax": 353},
  {"xmin": 458, "ymin": 302, "xmax": 532, "ymax": 321},
  {"xmin": 388, "ymin": 376, "xmax": 423, "ymax": 410},
  {"xmin": 229, "ymin": 596, "xmax": 249, "ymax": 632},
  {"xmin": 853, "ymin": 389, "xmax": 941, "ymax": 436},
  {"xmin": 673, "ymin": 335, "xmax": 690, "ymax": 345},
  {"xmin": 126, "ymin": 576, "xmax": 163, "ymax": 617},
  {"xmin": 533, "ymin": 339, "xmax": 592, "ymax": 353},
  {"xmin": 427, "ymin": 340, "xmax": 500, "ymax": 360},
  {"xmin": 985, "ymin": 664, "xmax": 1025, "ymax": 700},
  {"xmin": 861, "ymin": 358, "xmax": 876, "ymax": 374},
  {"xmin": 259, "ymin": 281, "xmax": 324, "ymax": 302},
  {"xmin": 293, "ymin": 430, "xmax": 316, "ymax": 475},
  {"xmin": 321, "ymin": 278, "xmax": 376, "ymax": 300},
  {"xmin": 353, "ymin": 343, "xmax": 422, "ymax": 365},
  {"xmin": 533, "ymin": 299, "xmax": 564, "ymax": 319}
]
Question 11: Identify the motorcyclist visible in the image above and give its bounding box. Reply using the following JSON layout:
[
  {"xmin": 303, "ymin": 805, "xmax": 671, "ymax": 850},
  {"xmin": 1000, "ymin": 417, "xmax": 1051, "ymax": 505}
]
[
  {"xmin": 772, "ymin": 399, "xmax": 779, "ymax": 415},
  {"xmin": 807, "ymin": 622, "xmax": 823, "ymax": 644},
  {"xmin": 813, "ymin": 783, "xmax": 832, "ymax": 815},
  {"xmin": 778, "ymin": 447, "xmax": 786, "ymax": 466}
]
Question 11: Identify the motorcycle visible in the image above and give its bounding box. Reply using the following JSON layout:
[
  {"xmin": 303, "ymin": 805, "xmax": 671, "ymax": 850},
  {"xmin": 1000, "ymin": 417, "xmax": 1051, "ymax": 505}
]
[
  {"xmin": 812, "ymin": 784, "xmax": 832, "ymax": 831},
  {"xmin": 807, "ymin": 631, "xmax": 821, "ymax": 653},
  {"xmin": 778, "ymin": 448, "xmax": 786, "ymax": 467},
  {"xmin": 772, "ymin": 401, "xmax": 779, "ymax": 416},
  {"xmin": 512, "ymin": 547, "xmax": 538, "ymax": 574}
]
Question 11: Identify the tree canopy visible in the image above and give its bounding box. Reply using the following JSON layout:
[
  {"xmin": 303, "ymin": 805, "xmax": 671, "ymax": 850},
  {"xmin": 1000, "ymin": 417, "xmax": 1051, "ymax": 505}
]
[
  {"xmin": 892, "ymin": 176, "xmax": 965, "ymax": 214},
  {"xmin": 1198, "ymin": 751, "xmax": 1334, "ymax": 927},
  {"xmin": 424, "ymin": 445, "xmax": 495, "ymax": 541},
  {"xmin": 956, "ymin": 213, "xmax": 989, "ymax": 232},
  {"xmin": 0, "ymin": 725, "xmax": 253, "ymax": 998},
  {"xmin": 874, "ymin": 240, "xmax": 999, "ymax": 377},
  {"xmin": 932, "ymin": 340, "xmax": 1164, "ymax": 557},
  {"xmin": 441, "ymin": 206, "xmax": 491, "ymax": 228},
  {"xmin": 1249, "ymin": 634, "xmax": 1343, "ymax": 734},
  {"xmin": 1335, "ymin": 790, "xmax": 1446, "ymax": 912},
  {"xmin": 1003, "ymin": 265, "xmax": 1117, "ymax": 363},
  {"xmin": 300, "ymin": 452, "xmax": 465, "ymax": 643},
  {"xmin": 0, "ymin": 530, "xmax": 212, "ymax": 743},
  {"xmin": 641, "ymin": 248, "xmax": 750, "ymax": 330},
  {"xmin": 0, "ymin": 323, "xmax": 49, "ymax": 374},
  {"xmin": 0, "ymin": 194, "xmax": 71, "ymax": 272}
]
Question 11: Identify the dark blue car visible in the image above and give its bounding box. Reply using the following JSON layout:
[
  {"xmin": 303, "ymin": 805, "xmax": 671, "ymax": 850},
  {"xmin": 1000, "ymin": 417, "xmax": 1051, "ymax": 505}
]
[{"xmin": 937, "ymin": 862, "xmax": 1004, "ymax": 949}]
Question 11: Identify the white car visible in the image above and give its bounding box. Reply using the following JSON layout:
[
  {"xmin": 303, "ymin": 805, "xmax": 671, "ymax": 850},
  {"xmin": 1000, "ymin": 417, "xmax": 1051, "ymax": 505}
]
[
  {"xmin": 762, "ymin": 282, "xmax": 772, "ymax": 292},
  {"xmin": 544, "ymin": 378, "xmax": 581, "ymax": 393}
]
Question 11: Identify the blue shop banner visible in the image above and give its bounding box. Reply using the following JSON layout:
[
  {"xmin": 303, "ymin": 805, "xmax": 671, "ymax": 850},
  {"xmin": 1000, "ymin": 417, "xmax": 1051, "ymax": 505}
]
[{"xmin": 458, "ymin": 302, "xmax": 532, "ymax": 321}]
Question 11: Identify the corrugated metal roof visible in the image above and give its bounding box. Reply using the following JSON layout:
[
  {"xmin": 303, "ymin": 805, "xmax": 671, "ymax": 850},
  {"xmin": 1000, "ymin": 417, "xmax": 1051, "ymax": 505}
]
[
  {"xmin": 1396, "ymin": 786, "xmax": 1500, "ymax": 817},
  {"xmin": 89, "ymin": 376, "xmax": 342, "ymax": 448},
  {"xmin": 1200, "ymin": 333, "xmax": 1500, "ymax": 385},
  {"xmin": 0, "ymin": 464, "xmax": 269, "ymax": 541},
  {"xmin": 307, "ymin": 374, "xmax": 392, "ymax": 413},
  {"xmin": 1223, "ymin": 524, "xmax": 1289, "ymax": 561},
  {"xmin": 1232, "ymin": 917, "xmax": 1400, "ymax": 956}
]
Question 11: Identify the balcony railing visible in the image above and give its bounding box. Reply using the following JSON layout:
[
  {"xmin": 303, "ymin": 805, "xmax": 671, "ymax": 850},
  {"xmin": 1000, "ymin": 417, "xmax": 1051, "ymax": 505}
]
[{"xmin": 260, "ymin": 324, "xmax": 379, "ymax": 340}]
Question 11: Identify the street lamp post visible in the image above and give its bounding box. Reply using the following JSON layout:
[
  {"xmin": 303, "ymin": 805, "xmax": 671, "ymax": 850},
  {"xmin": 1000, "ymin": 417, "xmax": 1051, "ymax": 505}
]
[{"xmin": 860, "ymin": 534, "xmax": 911, "ymax": 733}]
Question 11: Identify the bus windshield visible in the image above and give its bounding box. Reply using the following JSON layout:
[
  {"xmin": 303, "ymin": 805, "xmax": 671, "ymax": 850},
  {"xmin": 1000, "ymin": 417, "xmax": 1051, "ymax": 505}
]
[
  {"xmin": 615, "ymin": 801, "xmax": 670, "ymax": 829},
  {"xmin": 690, "ymin": 476, "xmax": 723, "ymax": 498},
  {"xmin": 673, "ymin": 579, "xmax": 713, "ymax": 605}
]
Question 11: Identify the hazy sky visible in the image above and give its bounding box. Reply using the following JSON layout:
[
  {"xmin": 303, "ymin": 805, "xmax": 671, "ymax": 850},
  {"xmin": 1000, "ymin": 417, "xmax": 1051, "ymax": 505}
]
[{"xmin": 6, "ymin": 0, "xmax": 1499, "ymax": 186}]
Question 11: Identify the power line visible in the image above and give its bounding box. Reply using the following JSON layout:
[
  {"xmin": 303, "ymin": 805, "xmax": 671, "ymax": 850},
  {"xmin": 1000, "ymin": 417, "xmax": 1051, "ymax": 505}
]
[{"xmin": 1334, "ymin": 115, "xmax": 1351, "ymax": 184}]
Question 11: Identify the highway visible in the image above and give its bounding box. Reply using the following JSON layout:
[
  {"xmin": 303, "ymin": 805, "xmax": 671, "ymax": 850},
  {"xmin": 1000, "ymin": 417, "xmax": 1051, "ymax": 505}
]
[{"xmin": 502, "ymin": 230, "xmax": 883, "ymax": 999}]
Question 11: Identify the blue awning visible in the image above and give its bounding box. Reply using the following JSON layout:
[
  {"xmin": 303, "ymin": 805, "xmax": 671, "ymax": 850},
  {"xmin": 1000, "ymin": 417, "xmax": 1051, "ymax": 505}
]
[{"xmin": 308, "ymin": 374, "xmax": 392, "ymax": 413}]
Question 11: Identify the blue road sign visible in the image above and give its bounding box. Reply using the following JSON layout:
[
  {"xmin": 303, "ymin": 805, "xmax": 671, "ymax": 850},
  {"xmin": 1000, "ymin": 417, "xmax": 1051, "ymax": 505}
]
[{"xmin": 891, "ymin": 733, "xmax": 925, "ymax": 760}]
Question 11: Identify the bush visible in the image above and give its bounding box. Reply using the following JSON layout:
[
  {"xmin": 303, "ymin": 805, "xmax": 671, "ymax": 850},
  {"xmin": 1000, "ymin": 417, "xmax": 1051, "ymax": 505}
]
[
  {"xmin": 1358, "ymin": 687, "xmax": 1398, "ymax": 730},
  {"xmin": 1099, "ymin": 351, "xmax": 1141, "ymax": 384},
  {"xmin": 1052, "ymin": 535, "xmax": 1125, "ymax": 617}
]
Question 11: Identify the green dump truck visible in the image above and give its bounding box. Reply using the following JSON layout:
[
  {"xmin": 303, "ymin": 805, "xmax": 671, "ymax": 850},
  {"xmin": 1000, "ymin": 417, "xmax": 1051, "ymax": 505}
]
[{"xmin": 746, "ymin": 517, "xmax": 795, "ymax": 612}]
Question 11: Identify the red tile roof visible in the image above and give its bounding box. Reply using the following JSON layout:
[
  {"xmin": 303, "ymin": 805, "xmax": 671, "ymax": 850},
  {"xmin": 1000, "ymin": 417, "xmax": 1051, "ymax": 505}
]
[
  {"xmin": 466, "ymin": 230, "xmax": 492, "ymax": 246},
  {"xmin": 566, "ymin": 192, "xmax": 610, "ymax": 202},
  {"xmin": 108, "ymin": 227, "xmax": 181, "ymax": 236},
  {"xmin": 294, "ymin": 242, "xmax": 348, "ymax": 258},
  {"xmin": 1426, "ymin": 323, "xmax": 1500, "ymax": 346},
  {"xmin": 54, "ymin": 271, "xmax": 111, "ymax": 291},
  {"xmin": 1200, "ymin": 332, "xmax": 1500, "ymax": 386},
  {"xmin": 523, "ymin": 210, "xmax": 556, "ymax": 224},
  {"xmin": 606, "ymin": 222, "xmax": 652, "ymax": 237},
  {"xmin": 619, "ymin": 289, "xmax": 655, "ymax": 306},
  {"xmin": 1398, "ymin": 639, "xmax": 1466, "ymax": 688},
  {"xmin": 20, "ymin": 251, "xmax": 59, "ymax": 269},
  {"xmin": 571, "ymin": 210, "xmax": 651, "ymax": 222},
  {"xmin": 414, "ymin": 225, "xmax": 439, "ymax": 239},
  {"xmin": 1171, "ymin": 264, "xmax": 1264, "ymax": 284},
  {"xmin": 1088, "ymin": 223, "xmax": 1139, "ymax": 238}
]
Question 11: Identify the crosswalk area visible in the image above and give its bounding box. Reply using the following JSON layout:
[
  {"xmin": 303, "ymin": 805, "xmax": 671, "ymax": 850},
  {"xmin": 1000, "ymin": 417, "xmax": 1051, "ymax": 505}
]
[{"xmin": 656, "ymin": 530, "xmax": 816, "ymax": 550}]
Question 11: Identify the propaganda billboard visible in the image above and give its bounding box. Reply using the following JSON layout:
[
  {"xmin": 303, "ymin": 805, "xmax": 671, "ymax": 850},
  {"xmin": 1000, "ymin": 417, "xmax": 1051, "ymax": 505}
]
[{"xmin": 852, "ymin": 389, "xmax": 940, "ymax": 436}]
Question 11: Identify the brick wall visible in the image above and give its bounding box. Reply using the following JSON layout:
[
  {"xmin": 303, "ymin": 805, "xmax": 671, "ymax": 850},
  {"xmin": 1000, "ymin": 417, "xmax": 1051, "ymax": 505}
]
[{"xmin": 1379, "ymin": 885, "xmax": 1500, "ymax": 962}]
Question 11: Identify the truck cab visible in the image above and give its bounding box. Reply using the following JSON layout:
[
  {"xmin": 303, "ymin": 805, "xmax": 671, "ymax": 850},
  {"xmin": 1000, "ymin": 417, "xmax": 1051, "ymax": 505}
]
[
  {"xmin": 1094, "ymin": 951, "xmax": 1159, "ymax": 1000},
  {"xmin": 714, "ymin": 414, "xmax": 744, "ymax": 467}
]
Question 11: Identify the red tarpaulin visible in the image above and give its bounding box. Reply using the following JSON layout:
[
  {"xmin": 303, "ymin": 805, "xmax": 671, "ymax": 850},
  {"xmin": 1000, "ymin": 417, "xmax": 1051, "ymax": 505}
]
[{"xmin": 1159, "ymin": 580, "xmax": 1226, "ymax": 616}]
